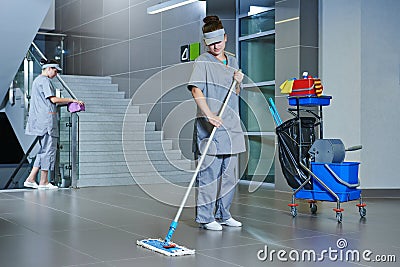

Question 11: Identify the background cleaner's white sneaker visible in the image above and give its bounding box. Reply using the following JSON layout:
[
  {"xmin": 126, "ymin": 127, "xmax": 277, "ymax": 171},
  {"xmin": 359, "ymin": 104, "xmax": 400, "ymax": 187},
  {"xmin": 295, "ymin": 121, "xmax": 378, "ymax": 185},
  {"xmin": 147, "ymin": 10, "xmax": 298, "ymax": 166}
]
[
  {"xmin": 203, "ymin": 221, "xmax": 222, "ymax": 231},
  {"xmin": 23, "ymin": 181, "xmax": 38, "ymax": 189},
  {"xmin": 220, "ymin": 218, "xmax": 242, "ymax": 227},
  {"xmin": 38, "ymin": 183, "xmax": 58, "ymax": 190}
]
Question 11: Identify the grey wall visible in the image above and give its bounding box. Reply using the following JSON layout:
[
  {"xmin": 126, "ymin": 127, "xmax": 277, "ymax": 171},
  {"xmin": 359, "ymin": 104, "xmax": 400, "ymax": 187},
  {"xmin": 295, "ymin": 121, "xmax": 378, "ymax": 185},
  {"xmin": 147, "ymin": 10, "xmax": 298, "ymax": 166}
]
[
  {"xmin": 55, "ymin": 0, "xmax": 207, "ymax": 159},
  {"xmin": 320, "ymin": 0, "xmax": 400, "ymax": 189},
  {"xmin": 274, "ymin": 0, "xmax": 319, "ymax": 192},
  {"xmin": 55, "ymin": 1, "xmax": 242, "ymax": 160},
  {"xmin": 41, "ymin": 0, "xmax": 55, "ymax": 30}
]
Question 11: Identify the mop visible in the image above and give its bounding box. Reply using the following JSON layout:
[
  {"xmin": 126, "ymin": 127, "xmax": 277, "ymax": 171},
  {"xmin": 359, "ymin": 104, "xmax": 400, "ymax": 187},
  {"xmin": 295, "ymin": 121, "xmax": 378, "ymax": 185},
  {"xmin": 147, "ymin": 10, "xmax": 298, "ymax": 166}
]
[{"xmin": 137, "ymin": 75, "xmax": 240, "ymax": 256}]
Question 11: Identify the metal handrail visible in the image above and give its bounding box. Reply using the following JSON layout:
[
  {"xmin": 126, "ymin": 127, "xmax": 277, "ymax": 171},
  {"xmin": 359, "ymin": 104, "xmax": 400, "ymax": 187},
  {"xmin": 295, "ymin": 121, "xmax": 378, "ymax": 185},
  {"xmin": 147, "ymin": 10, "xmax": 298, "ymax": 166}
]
[
  {"xmin": 4, "ymin": 137, "xmax": 40, "ymax": 189},
  {"xmin": 37, "ymin": 32, "xmax": 67, "ymax": 37},
  {"xmin": 31, "ymin": 42, "xmax": 77, "ymax": 99}
]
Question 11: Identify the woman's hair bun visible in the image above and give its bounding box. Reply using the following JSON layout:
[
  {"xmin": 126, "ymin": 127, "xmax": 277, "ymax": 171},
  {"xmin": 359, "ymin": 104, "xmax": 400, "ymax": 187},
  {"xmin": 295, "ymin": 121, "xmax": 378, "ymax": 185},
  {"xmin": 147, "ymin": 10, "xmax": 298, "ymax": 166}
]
[
  {"xmin": 203, "ymin": 15, "xmax": 220, "ymax": 24},
  {"xmin": 40, "ymin": 58, "xmax": 59, "ymax": 65},
  {"xmin": 202, "ymin": 15, "xmax": 223, "ymax": 33}
]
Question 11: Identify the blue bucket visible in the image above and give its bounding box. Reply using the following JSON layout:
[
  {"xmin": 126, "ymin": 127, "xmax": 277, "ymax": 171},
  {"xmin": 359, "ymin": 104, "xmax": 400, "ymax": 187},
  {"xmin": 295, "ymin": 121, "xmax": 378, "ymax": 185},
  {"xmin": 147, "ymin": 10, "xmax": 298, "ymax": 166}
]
[{"xmin": 311, "ymin": 162, "xmax": 360, "ymax": 192}]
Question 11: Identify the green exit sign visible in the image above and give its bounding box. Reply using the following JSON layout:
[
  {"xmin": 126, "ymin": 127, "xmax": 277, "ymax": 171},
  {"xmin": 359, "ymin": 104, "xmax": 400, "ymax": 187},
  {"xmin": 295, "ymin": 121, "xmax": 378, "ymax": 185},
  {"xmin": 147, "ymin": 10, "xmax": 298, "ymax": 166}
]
[{"xmin": 181, "ymin": 42, "xmax": 200, "ymax": 62}]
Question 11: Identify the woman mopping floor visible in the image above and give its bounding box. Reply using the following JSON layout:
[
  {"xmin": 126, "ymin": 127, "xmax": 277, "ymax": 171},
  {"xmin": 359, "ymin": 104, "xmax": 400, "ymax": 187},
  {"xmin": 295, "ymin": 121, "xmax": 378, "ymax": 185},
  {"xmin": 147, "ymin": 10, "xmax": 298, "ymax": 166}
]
[{"xmin": 137, "ymin": 15, "xmax": 245, "ymax": 256}]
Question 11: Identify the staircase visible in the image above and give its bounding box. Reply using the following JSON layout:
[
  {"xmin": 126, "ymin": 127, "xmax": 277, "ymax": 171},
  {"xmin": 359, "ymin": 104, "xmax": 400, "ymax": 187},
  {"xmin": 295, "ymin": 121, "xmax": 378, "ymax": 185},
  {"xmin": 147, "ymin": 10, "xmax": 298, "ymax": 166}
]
[{"xmin": 55, "ymin": 75, "xmax": 192, "ymax": 187}]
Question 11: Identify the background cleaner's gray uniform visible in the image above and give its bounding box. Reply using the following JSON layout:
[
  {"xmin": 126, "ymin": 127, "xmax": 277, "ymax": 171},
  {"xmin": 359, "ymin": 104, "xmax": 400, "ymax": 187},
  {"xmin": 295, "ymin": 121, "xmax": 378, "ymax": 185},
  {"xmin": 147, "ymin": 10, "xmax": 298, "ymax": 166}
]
[
  {"xmin": 188, "ymin": 52, "xmax": 246, "ymax": 224},
  {"xmin": 25, "ymin": 75, "xmax": 58, "ymax": 171}
]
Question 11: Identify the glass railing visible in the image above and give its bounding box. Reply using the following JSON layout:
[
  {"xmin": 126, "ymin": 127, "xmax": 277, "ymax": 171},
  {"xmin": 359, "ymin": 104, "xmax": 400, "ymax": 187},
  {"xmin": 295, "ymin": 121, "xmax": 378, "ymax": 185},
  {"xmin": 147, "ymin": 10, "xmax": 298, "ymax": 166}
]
[{"xmin": 6, "ymin": 38, "xmax": 80, "ymax": 189}]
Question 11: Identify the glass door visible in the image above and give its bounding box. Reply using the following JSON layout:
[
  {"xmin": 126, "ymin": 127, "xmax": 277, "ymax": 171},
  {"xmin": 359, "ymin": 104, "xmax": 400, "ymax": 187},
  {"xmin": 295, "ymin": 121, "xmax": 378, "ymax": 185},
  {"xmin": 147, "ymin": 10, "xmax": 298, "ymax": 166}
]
[{"xmin": 237, "ymin": 2, "xmax": 275, "ymax": 184}]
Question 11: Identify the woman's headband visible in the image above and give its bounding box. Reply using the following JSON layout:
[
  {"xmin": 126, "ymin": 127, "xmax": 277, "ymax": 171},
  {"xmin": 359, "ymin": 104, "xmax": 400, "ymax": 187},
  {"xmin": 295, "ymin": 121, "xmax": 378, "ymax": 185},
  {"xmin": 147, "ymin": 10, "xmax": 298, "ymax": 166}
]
[
  {"xmin": 42, "ymin": 63, "xmax": 62, "ymax": 71},
  {"xmin": 203, "ymin": 29, "xmax": 225, "ymax": 45}
]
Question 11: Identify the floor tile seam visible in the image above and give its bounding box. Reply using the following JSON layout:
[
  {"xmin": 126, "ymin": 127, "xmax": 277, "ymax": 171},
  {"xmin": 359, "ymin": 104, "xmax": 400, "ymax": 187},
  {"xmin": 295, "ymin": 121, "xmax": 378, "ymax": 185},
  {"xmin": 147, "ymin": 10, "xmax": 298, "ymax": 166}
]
[
  {"xmin": 42, "ymin": 234, "xmax": 103, "ymax": 263},
  {"xmin": 105, "ymin": 213, "xmax": 196, "ymax": 229},
  {"xmin": 57, "ymin": 190, "xmax": 174, "ymax": 221},
  {"xmin": 118, "ymin": 188, "xmax": 196, "ymax": 199},
  {"xmin": 195, "ymin": 251, "xmax": 246, "ymax": 267},
  {"xmin": 1, "ymin": 192, "xmax": 158, "ymax": 239},
  {"xmin": 0, "ymin": 213, "xmax": 47, "ymax": 236},
  {"xmin": 1, "ymin": 192, "xmax": 194, "ymax": 241},
  {"xmin": 196, "ymin": 241, "xmax": 265, "ymax": 252},
  {"xmin": 0, "ymin": 233, "xmax": 26, "ymax": 238},
  {"xmin": 227, "ymin": 230, "xmax": 338, "ymax": 248},
  {"xmin": 0, "ymin": 198, "xmax": 24, "ymax": 202},
  {"xmin": 231, "ymin": 201, "xmax": 372, "ymax": 222},
  {"xmin": 234, "ymin": 194, "xmax": 369, "ymax": 209},
  {"xmin": 231, "ymin": 201, "xmax": 371, "ymax": 227},
  {"xmin": 117, "ymin": 192, "xmax": 156, "ymax": 201},
  {"xmin": 230, "ymin": 200, "xmax": 300, "ymax": 214},
  {"xmin": 236, "ymin": 191, "xmax": 399, "ymax": 203},
  {"xmin": 61, "ymin": 260, "xmax": 110, "ymax": 267},
  {"xmin": 0, "ymin": 217, "xmax": 103, "ymax": 264},
  {"xmin": 97, "ymin": 254, "xmax": 186, "ymax": 266},
  {"xmin": 48, "ymin": 224, "xmax": 119, "ymax": 234},
  {"xmin": 236, "ymin": 194, "xmax": 289, "ymax": 203},
  {"xmin": 1, "ymin": 209, "xmax": 120, "ymax": 234},
  {"xmin": 231, "ymin": 214, "xmax": 343, "ymax": 237}
]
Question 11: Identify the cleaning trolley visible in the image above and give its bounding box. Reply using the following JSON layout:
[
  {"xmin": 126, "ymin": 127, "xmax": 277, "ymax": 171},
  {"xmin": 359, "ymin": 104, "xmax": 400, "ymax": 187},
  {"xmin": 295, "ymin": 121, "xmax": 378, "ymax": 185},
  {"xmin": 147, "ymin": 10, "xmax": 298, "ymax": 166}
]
[{"xmin": 273, "ymin": 75, "xmax": 366, "ymax": 223}]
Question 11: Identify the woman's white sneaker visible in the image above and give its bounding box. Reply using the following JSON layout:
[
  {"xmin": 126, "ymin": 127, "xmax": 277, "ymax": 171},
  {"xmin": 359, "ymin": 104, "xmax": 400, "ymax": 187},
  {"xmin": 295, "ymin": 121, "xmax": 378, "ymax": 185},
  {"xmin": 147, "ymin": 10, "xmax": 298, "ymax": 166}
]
[
  {"xmin": 220, "ymin": 218, "xmax": 242, "ymax": 227},
  {"xmin": 38, "ymin": 183, "xmax": 58, "ymax": 190},
  {"xmin": 203, "ymin": 221, "xmax": 223, "ymax": 231},
  {"xmin": 23, "ymin": 181, "xmax": 39, "ymax": 189}
]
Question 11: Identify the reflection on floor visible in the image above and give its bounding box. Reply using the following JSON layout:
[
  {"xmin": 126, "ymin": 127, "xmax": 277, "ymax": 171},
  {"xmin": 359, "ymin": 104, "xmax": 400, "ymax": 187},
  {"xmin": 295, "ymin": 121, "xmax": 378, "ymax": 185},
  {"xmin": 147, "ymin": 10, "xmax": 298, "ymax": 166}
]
[{"xmin": 0, "ymin": 183, "xmax": 398, "ymax": 267}]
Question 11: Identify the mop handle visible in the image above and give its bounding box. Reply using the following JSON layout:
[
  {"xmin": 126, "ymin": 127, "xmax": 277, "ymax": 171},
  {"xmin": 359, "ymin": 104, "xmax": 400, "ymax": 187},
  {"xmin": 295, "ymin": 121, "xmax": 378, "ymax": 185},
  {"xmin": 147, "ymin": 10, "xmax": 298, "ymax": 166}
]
[{"xmin": 164, "ymin": 75, "xmax": 239, "ymax": 243}]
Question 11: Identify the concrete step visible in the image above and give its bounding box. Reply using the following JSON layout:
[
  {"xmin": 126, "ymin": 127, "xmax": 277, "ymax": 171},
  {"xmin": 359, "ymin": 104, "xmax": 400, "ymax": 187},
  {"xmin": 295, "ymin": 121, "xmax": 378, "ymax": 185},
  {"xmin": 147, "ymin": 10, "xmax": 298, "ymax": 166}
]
[
  {"xmin": 60, "ymin": 131, "xmax": 163, "ymax": 141},
  {"xmin": 60, "ymin": 150, "xmax": 183, "ymax": 163},
  {"xmin": 68, "ymin": 139, "xmax": 172, "ymax": 152},
  {"xmin": 58, "ymin": 75, "xmax": 112, "ymax": 84},
  {"xmin": 74, "ymin": 105, "xmax": 137, "ymax": 114},
  {"xmin": 77, "ymin": 176, "xmax": 136, "ymax": 187},
  {"xmin": 78, "ymin": 121, "xmax": 155, "ymax": 131},
  {"xmin": 81, "ymin": 98, "xmax": 131, "ymax": 106},
  {"xmin": 78, "ymin": 171, "xmax": 191, "ymax": 186},
  {"xmin": 58, "ymin": 84, "xmax": 120, "ymax": 94},
  {"xmin": 79, "ymin": 160, "xmax": 191, "ymax": 175},
  {"xmin": 64, "ymin": 91, "xmax": 125, "ymax": 99},
  {"xmin": 130, "ymin": 171, "xmax": 192, "ymax": 184},
  {"xmin": 54, "ymin": 74, "xmax": 191, "ymax": 187},
  {"xmin": 58, "ymin": 103, "xmax": 130, "ymax": 116},
  {"xmin": 70, "ymin": 113, "xmax": 147, "ymax": 122}
]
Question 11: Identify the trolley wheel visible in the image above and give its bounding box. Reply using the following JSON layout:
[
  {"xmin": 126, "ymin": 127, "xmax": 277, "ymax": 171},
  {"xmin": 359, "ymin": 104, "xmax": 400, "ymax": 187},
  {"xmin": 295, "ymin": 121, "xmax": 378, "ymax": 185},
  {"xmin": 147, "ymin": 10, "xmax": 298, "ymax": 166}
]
[
  {"xmin": 291, "ymin": 206, "xmax": 297, "ymax": 217},
  {"xmin": 336, "ymin": 212, "xmax": 343, "ymax": 223},
  {"xmin": 310, "ymin": 203, "xmax": 317, "ymax": 214},
  {"xmin": 359, "ymin": 207, "xmax": 367, "ymax": 218}
]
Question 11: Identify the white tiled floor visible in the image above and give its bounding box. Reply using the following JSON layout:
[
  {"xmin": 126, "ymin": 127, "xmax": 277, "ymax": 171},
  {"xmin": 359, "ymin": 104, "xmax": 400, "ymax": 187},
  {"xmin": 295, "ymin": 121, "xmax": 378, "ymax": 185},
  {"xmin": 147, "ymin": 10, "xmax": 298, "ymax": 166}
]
[{"xmin": 0, "ymin": 184, "xmax": 398, "ymax": 267}]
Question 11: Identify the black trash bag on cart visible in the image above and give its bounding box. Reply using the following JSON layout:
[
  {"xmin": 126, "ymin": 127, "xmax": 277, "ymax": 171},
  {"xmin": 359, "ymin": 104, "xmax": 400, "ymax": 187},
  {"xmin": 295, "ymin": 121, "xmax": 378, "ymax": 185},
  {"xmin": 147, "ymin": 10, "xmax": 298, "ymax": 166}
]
[{"xmin": 276, "ymin": 117, "xmax": 316, "ymax": 189}]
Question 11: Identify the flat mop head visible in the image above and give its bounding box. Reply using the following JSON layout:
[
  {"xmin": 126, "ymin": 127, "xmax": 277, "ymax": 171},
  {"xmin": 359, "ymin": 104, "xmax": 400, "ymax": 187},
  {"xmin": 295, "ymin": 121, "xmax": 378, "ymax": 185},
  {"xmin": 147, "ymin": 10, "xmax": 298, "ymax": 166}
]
[{"xmin": 137, "ymin": 238, "xmax": 195, "ymax": 256}]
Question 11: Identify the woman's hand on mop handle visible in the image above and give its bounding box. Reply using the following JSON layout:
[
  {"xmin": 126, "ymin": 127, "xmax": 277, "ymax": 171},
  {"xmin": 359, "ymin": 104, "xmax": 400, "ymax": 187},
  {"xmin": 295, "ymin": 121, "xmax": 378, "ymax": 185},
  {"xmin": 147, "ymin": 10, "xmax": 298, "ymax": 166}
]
[
  {"xmin": 207, "ymin": 114, "xmax": 223, "ymax": 128},
  {"xmin": 234, "ymin": 69, "xmax": 243, "ymax": 95}
]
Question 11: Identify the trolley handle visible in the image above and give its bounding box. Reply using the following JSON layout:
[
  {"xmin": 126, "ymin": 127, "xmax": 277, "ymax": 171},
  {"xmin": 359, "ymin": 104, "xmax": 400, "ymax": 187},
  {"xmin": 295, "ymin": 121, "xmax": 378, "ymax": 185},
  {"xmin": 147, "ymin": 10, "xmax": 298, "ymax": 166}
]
[
  {"xmin": 345, "ymin": 145, "xmax": 362, "ymax": 152},
  {"xmin": 324, "ymin": 164, "xmax": 360, "ymax": 188}
]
